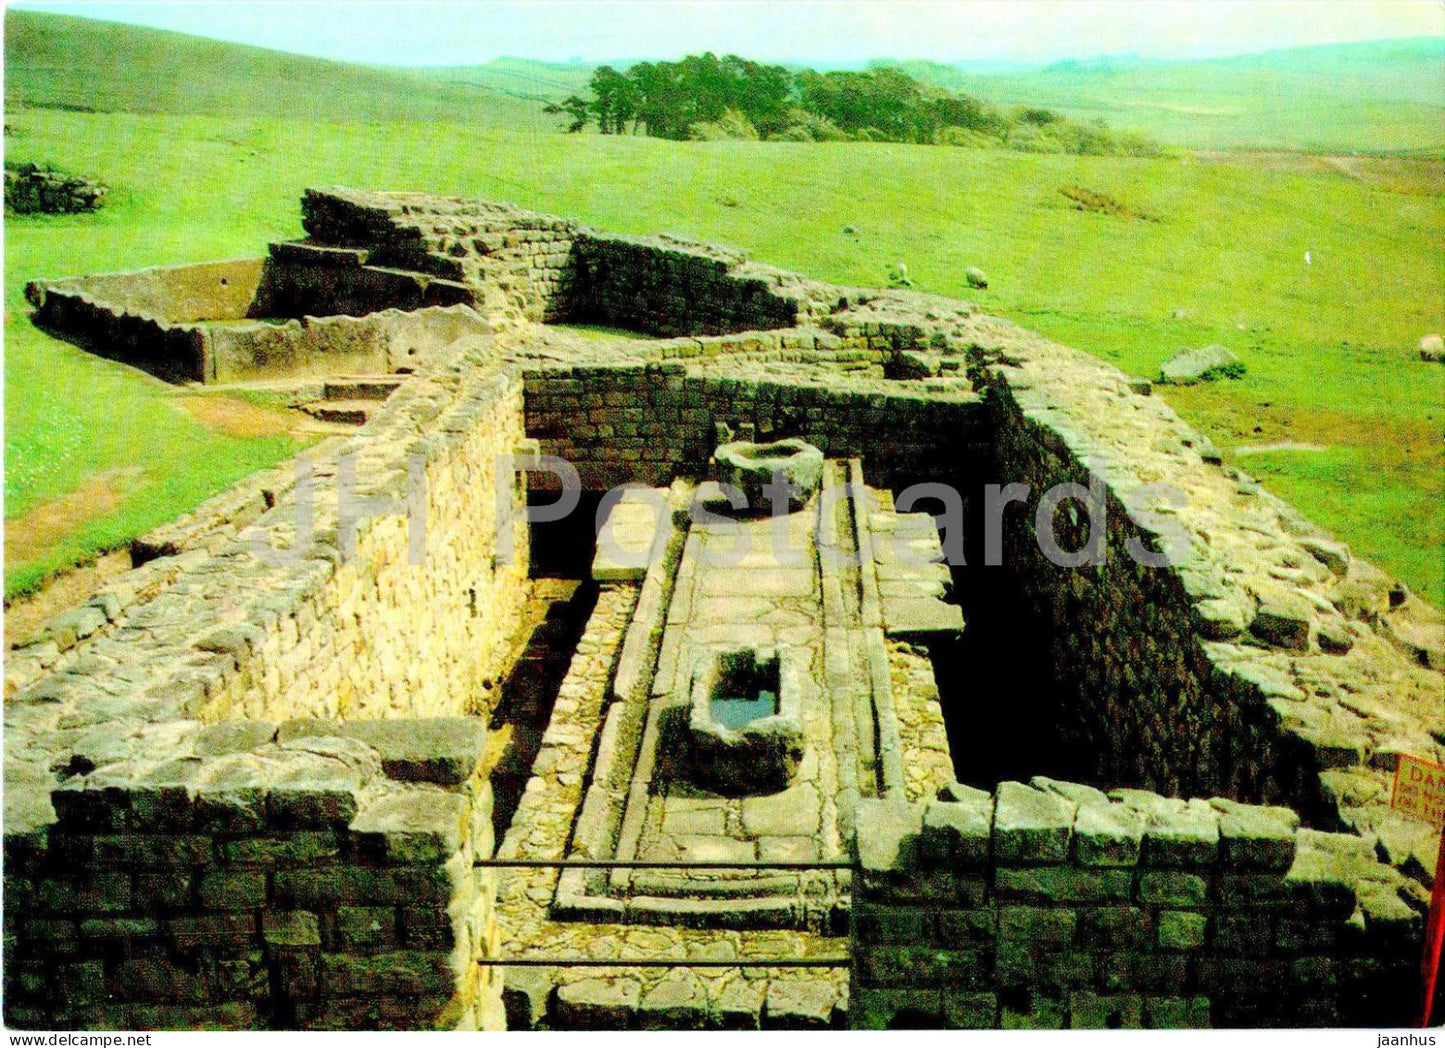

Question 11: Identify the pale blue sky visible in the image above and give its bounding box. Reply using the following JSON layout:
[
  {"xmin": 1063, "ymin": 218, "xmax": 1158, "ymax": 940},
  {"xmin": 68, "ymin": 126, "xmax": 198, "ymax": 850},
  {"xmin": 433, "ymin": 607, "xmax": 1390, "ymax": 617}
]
[{"xmin": 13, "ymin": 0, "xmax": 1444, "ymax": 67}]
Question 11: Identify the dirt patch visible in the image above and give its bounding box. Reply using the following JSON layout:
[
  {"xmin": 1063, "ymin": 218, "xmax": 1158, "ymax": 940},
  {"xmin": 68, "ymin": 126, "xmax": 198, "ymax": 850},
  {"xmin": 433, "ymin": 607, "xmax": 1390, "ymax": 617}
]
[
  {"xmin": 172, "ymin": 394, "xmax": 301, "ymax": 439},
  {"xmin": 4, "ymin": 467, "xmax": 143, "ymax": 569},
  {"xmin": 1234, "ymin": 442, "xmax": 1329, "ymax": 455},
  {"xmin": 1059, "ymin": 185, "xmax": 1155, "ymax": 220},
  {"xmin": 4, "ymin": 549, "xmax": 129, "ymax": 648}
]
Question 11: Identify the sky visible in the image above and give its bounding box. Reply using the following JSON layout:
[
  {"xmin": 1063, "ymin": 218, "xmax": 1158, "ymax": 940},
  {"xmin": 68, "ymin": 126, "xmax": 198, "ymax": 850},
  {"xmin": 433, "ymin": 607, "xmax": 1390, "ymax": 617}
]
[{"xmin": 12, "ymin": 0, "xmax": 1444, "ymax": 67}]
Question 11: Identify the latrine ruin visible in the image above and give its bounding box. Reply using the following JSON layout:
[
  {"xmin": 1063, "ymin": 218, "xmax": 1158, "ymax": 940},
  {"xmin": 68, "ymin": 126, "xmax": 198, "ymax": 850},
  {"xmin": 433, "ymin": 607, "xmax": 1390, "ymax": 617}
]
[{"xmin": 5, "ymin": 187, "xmax": 1442, "ymax": 1030}]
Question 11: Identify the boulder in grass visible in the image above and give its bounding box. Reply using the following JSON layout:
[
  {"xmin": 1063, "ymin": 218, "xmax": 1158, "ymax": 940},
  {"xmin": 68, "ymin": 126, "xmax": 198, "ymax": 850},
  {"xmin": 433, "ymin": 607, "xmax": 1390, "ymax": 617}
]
[
  {"xmin": 965, "ymin": 265, "xmax": 989, "ymax": 289},
  {"xmin": 1420, "ymin": 334, "xmax": 1443, "ymax": 363},
  {"xmin": 1158, "ymin": 344, "xmax": 1246, "ymax": 385}
]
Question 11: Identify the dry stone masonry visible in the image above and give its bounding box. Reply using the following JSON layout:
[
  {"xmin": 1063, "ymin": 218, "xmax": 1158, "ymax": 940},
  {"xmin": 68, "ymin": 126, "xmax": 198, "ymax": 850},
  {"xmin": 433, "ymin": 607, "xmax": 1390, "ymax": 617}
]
[{"xmin": 6, "ymin": 187, "xmax": 1442, "ymax": 1030}]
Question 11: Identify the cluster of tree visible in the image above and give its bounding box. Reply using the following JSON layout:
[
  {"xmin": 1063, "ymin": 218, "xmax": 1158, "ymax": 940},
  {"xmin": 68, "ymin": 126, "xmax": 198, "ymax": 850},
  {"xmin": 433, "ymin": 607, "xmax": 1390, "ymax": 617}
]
[{"xmin": 544, "ymin": 54, "xmax": 1160, "ymax": 157}]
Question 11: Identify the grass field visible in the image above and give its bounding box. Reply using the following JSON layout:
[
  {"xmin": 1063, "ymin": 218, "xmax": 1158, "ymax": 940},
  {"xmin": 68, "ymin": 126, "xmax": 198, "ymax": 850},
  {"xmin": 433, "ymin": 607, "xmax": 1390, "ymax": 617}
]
[{"xmin": 4, "ymin": 12, "xmax": 1443, "ymax": 605}]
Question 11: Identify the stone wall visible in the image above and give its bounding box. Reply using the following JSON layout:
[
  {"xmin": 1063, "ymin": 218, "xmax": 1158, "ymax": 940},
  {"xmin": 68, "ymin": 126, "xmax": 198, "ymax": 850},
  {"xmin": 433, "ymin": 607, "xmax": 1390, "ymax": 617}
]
[
  {"xmin": 561, "ymin": 234, "xmax": 800, "ymax": 336},
  {"xmin": 523, "ymin": 361, "xmax": 988, "ymax": 492},
  {"xmin": 6, "ymin": 164, "xmax": 106, "ymax": 214},
  {"xmin": 28, "ymin": 258, "xmax": 268, "ymax": 324},
  {"xmin": 205, "ymin": 305, "xmax": 491, "ymax": 385},
  {"xmin": 4, "ymin": 335, "xmax": 529, "ymax": 1030},
  {"xmin": 848, "ymin": 779, "xmax": 1422, "ymax": 1029},
  {"xmin": 25, "ymin": 252, "xmax": 490, "ymax": 383},
  {"xmin": 199, "ymin": 360, "xmax": 530, "ymax": 723},
  {"xmin": 10, "ymin": 187, "xmax": 1441, "ymax": 1031},
  {"xmin": 972, "ymin": 333, "xmax": 1443, "ymax": 871},
  {"xmin": 3, "ymin": 718, "xmax": 502, "ymax": 1031}
]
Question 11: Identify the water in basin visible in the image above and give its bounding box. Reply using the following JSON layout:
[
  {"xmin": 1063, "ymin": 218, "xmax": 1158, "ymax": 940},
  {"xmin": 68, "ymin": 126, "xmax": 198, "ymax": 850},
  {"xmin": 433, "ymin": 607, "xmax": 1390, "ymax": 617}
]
[{"xmin": 711, "ymin": 688, "xmax": 778, "ymax": 730}]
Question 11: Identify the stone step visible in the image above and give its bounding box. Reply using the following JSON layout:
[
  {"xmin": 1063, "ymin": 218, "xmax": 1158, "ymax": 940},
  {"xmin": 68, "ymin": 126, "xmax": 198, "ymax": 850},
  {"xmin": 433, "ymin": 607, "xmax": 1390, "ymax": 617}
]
[
  {"xmin": 303, "ymin": 400, "xmax": 375, "ymax": 426},
  {"xmin": 322, "ymin": 377, "xmax": 401, "ymax": 401}
]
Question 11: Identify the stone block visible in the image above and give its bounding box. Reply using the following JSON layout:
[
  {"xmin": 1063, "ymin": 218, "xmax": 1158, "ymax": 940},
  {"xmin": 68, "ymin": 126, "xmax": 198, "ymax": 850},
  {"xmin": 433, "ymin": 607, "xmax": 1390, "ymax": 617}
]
[
  {"xmin": 1069, "ymin": 991, "xmax": 1142, "ymax": 1029},
  {"xmin": 1138, "ymin": 871, "xmax": 1207, "ymax": 907},
  {"xmin": 999, "ymin": 906, "xmax": 1076, "ymax": 948},
  {"xmin": 993, "ymin": 782, "xmax": 1075, "ymax": 864},
  {"xmin": 857, "ymin": 945, "xmax": 990, "ymax": 990},
  {"xmin": 165, "ymin": 914, "xmax": 257, "ymax": 950},
  {"xmin": 332, "ymin": 906, "xmax": 398, "ymax": 953},
  {"xmin": 1076, "ymin": 906, "xmax": 1152, "ymax": 950},
  {"xmin": 1213, "ymin": 913, "xmax": 1273, "ymax": 955},
  {"xmin": 849, "ymin": 987, "xmax": 942, "ymax": 1029},
  {"xmin": 851, "ymin": 902, "xmax": 930, "ymax": 944},
  {"xmin": 502, "ymin": 967, "xmax": 552, "ymax": 1031},
  {"xmin": 554, "ymin": 977, "xmax": 641, "ymax": 1030},
  {"xmin": 854, "ymin": 798, "xmax": 924, "ymax": 878},
  {"xmin": 219, "ymin": 832, "xmax": 342, "ymax": 867},
  {"xmin": 762, "ymin": 978, "xmax": 838, "ymax": 1029},
  {"xmin": 1209, "ymin": 798, "xmax": 1297, "ymax": 870},
  {"xmin": 198, "ymin": 869, "xmax": 267, "ymax": 910},
  {"xmin": 996, "ymin": 866, "xmax": 1132, "ymax": 903},
  {"xmin": 1250, "ymin": 598, "xmax": 1312, "ymax": 650},
  {"xmin": 1113, "ymin": 792, "xmax": 1219, "ymax": 867},
  {"xmin": 1157, "ymin": 910, "xmax": 1208, "ymax": 951},
  {"xmin": 935, "ymin": 908, "xmax": 997, "ymax": 946},
  {"xmin": 714, "ymin": 978, "xmax": 764, "ymax": 1030},
  {"xmin": 281, "ymin": 718, "xmax": 486, "ymax": 785},
  {"xmin": 318, "ymin": 951, "xmax": 456, "ymax": 998},
  {"xmin": 1218, "ymin": 872, "xmax": 1292, "ymax": 907},
  {"xmin": 262, "ymin": 911, "xmax": 321, "ymax": 949},
  {"xmin": 638, "ymin": 970, "xmax": 706, "ymax": 1030},
  {"xmin": 350, "ymin": 788, "xmax": 468, "ymax": 863},
  {"xmin": 922, "ymin": 796, "xmax": 992, "ymax": 866},
  {"xmin": 1071, "ymin": 802, "xmax": 1143, "ymax": 868}
]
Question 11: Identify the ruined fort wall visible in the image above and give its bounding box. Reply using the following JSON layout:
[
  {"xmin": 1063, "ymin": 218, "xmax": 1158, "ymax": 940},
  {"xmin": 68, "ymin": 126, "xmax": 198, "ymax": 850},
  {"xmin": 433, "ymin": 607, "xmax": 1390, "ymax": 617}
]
[
  {"xmin": 3, "ymin": 719, "xmax": 503, "ymax": 1031},
  {"xmin": 4, "ymin": 340, "xmax": 529, "ymax": 1029},
  {"xmin": 987, "ymin": 387, "xmax": 1332, "ymax": 813},
  {"xmin": 523, "ymin": 362, "xmax": 989, "ymax": 492},
  {"xmin": 962, "ymin": 323, "xmax": 1442, "ymax": 882},
  {"xmin": 26, "ymin": 258, "xmax": 268, "ymax": 323},
  {"xmin": 560, "ymin": 234, "xmax": 801, "ymax": 336},
  {"xmin": 199, "ymin": 362, "xmax": 530, "ymax": 723},
  {"xmin": 848, "ymin": 781, "xmax": 1421, "ymax": 1029},
  {"xmin": 204, "ymin": 304, "xmax": 492, "ymax": 383}
]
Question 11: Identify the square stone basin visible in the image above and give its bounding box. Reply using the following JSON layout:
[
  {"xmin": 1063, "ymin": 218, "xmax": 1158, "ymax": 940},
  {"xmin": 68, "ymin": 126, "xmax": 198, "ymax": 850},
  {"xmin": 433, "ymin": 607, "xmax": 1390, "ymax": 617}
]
[{"xmin": 686, "ymin": 646, "xmax": 805, "ymax": 795}]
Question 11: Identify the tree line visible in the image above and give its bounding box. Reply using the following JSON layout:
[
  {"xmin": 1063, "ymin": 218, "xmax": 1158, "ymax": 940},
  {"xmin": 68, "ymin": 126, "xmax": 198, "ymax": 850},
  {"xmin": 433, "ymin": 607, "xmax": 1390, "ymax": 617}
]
[{"xmin": 544, "ymin": 53, "xmax": 1159, "ymax": 156}]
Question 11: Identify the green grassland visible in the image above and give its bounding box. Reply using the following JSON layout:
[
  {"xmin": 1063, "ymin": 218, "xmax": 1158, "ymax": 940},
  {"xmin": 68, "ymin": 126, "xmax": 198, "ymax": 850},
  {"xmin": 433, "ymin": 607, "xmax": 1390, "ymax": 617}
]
[{"xmin": 4, "ymin": 11, "xmax": 1442, "ymax": 604}]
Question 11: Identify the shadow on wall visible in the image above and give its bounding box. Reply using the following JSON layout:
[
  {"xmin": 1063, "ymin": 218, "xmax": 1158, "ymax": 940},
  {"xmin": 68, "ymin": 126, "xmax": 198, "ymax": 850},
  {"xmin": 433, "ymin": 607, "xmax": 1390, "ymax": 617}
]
[{"xmin": 900, "ymin": 482, "xmax": 1084, "ymax": 789}]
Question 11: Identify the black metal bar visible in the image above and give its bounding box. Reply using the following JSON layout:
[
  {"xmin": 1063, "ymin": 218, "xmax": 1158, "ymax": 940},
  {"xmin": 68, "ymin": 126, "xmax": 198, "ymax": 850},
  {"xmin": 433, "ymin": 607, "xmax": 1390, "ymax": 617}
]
[
  {"xmin": 475, "ymin": 859, "xmax": 854, "ymax": 870},
  {"xmin": 477, "ymin": 957, "xmax": 849, "ymax": 968}
]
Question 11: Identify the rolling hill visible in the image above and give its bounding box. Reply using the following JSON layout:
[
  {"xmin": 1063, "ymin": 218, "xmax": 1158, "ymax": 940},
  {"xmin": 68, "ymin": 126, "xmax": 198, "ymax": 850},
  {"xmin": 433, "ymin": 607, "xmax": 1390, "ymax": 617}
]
[
  {"xmin": 3, "ymin": 8, "xmax": 543, "ymax": 126},
  {"xmin": 881, "ymin": 38, "xmax": 1445, "ymax": 153}
]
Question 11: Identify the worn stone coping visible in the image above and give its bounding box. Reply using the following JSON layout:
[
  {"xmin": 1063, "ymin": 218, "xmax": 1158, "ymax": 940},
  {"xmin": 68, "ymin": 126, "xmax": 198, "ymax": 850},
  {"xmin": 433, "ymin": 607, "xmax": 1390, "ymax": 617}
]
[
  {"xmin": 855, "ymin": 777, "xmax": 1423, "ymax": 938},
  {"xmin": 8, "ymin": 715, "xmax": 489, "ymax": 847}
]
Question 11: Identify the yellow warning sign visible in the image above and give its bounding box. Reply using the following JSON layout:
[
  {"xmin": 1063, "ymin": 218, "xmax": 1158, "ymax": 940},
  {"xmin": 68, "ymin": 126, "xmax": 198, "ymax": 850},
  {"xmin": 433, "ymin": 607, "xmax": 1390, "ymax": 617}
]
[{"xmin": 1390, "ymin": 753, "xmax": 1445, "ymax": 829}]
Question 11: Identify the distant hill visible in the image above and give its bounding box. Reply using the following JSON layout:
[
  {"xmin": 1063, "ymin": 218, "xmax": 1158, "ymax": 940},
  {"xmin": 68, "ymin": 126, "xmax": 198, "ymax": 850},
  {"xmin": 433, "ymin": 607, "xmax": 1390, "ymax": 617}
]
[
  {"xmin": 3, "ymin": 9, "xmax": 543, "ymax": 126},
  {"xmin": 6, "ymin": 10, "xmax": 1441, "ymax": 154},
  {"xmin": 418, "ymin": 57, "xmax": 595, "ymax": 104},
  {"xmin": 879, "ymin": 38, "xmax": 1445, "ymax": 153}
]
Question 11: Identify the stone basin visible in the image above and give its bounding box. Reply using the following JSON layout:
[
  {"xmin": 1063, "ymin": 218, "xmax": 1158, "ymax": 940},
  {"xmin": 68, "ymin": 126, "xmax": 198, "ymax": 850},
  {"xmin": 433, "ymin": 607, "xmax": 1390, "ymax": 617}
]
[
  {"xmin": 685, "ymin": 646, "xmax": 805, "ymax": 795},
  {"xmin": 713, "ymin": 437, "xmax": 824, "ymax": 513}
]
